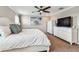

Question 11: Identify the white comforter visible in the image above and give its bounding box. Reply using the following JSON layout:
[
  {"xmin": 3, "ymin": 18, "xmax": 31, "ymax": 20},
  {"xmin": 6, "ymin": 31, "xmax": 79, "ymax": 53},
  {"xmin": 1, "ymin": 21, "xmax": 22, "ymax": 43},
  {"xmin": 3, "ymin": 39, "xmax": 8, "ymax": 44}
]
[{"xmin": 0, "ymin": 29, "xmax": 50, "ymax": 51}]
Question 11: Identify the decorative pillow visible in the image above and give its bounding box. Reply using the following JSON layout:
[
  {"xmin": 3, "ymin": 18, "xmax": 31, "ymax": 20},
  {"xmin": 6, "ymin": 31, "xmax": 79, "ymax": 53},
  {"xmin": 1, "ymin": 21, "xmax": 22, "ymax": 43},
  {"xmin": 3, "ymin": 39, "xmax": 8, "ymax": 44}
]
[
  {"xmin": 10, "ymin": 24, "xmax": 22, "ymax": 34},
  {"xmin": 0, "ymin": 26, "xmax": 11, "ymax": 38}
]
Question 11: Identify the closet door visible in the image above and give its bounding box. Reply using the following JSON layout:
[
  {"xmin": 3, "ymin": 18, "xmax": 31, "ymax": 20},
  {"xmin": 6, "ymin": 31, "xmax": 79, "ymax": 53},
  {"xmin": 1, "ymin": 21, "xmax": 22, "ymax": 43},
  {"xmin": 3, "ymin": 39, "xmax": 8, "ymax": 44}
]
[
  {"xmin": 72, "ymin": 16, "xmax": 78, "ymax": 44},
  {"xmin": 76, "ymin": 16, "xmax": 79, "ymax": 44},
  {"xmin": 47, "ymin": 20, "xmax": 53, "ymax": 34},
  {"xmin": 47, "ymin": 20, "xmax": 55, "ymax": 34}
]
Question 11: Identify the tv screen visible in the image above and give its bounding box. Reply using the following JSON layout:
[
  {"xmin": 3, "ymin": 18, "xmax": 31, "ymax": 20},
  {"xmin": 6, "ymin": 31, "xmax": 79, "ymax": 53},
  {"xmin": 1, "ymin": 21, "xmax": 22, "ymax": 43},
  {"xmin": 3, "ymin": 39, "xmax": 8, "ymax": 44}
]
[{"xmin": 57, "ymin": 16, "xmax": 72, "ymax": 27}]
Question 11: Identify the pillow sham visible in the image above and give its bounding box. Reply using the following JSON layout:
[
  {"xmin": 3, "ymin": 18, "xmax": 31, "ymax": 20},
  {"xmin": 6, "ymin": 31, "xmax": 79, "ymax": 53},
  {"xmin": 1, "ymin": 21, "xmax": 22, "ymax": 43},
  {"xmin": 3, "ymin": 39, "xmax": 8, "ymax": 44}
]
[{"xmin": 10, "ymin": 24, "xmax": 22, "ymax": 34}]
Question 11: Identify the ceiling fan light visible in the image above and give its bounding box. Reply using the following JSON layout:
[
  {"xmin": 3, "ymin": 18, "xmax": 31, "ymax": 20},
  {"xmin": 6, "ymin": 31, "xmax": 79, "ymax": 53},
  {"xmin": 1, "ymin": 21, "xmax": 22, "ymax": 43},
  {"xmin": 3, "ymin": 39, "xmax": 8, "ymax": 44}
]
[{"xmin": 40, "ymin": 11, "xmax": 43, "ymax": 13}]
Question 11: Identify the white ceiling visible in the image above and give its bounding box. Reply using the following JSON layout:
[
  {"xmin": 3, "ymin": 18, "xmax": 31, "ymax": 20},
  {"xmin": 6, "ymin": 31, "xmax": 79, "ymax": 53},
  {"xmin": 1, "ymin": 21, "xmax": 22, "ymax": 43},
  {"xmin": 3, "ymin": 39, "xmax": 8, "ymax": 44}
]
[{"xmin": 9, "ymin": 6, "xmax": 72, "ymax": 16}]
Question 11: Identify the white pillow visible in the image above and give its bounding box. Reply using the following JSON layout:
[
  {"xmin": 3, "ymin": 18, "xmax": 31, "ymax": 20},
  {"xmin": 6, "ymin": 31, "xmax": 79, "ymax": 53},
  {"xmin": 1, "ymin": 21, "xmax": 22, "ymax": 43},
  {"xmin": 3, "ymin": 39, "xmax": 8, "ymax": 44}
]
[{"xmin": 0, "ymin": 26, "xmax": 11, "ymax": 38}]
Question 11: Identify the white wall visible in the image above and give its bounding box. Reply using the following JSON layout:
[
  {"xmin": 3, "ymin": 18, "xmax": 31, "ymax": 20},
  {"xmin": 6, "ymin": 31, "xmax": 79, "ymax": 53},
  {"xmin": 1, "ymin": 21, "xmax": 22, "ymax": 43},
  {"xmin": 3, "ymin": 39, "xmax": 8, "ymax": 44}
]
[
  {"xmin": 0, "ymin": 6, "xmax": 16, "ymax": 25},
  {"xmin": 21, "ymin": 15, "xmax": 51, "ymax": 32}
]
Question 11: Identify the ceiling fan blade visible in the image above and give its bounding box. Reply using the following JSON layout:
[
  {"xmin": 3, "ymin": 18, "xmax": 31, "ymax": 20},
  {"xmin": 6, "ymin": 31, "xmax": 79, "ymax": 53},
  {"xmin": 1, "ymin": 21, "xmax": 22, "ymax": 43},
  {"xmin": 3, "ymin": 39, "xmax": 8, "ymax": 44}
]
[
  {"xmin": 34, "ymin": 6, "xmax": 40, "ymax": 9},
  {"xmin": 43, "ymin": 11, "xmax": 50, "ymax": 13},
  {"xmin": 43, "ymin": 6, "xmax": 51, "ymax": 11},
  {"xmin": 40, "ymin": 6, "xmax": 43, "ymax": 8}
]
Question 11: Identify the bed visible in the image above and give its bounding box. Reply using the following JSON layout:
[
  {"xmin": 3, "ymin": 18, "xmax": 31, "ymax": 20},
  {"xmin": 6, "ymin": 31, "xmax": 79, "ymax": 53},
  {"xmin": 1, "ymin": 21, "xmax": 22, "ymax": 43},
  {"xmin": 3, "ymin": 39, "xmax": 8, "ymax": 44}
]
[{"xmin": 0, "ymin": 29, "xmax": 51, "ymax": 52}]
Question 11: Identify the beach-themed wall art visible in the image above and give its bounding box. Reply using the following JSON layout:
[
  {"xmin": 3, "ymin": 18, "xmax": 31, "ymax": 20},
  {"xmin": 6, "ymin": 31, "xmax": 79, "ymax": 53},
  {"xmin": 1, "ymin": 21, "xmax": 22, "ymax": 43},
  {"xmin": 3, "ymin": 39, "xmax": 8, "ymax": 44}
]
[{"xmin": 30, "ymin": 17, "xmax": 42, "ymax": 25}]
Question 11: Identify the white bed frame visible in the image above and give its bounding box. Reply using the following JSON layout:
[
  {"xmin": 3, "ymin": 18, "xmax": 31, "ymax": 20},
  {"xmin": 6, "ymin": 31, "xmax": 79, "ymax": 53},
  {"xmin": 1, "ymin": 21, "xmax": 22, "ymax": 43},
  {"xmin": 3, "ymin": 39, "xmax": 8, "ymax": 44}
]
[{"xmin": 2, "ymin": 45, "xmax": 49, "ymax": 52}]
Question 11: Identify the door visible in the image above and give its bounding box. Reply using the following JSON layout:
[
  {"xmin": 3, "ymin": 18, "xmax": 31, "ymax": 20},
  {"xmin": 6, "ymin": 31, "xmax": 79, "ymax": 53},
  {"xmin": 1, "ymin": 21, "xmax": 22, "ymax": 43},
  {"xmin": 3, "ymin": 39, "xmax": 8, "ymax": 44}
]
[{"xmin": 72, "ymin": 16, "xmax": 78, "ymax": 43}]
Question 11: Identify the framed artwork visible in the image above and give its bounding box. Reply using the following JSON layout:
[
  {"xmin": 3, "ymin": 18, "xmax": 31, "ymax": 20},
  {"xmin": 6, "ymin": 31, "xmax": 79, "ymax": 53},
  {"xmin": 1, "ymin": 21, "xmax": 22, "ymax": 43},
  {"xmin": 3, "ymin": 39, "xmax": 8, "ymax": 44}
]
[{"xmin": 30, "ymin": 17, "xmax": 42, "ymax": 25}]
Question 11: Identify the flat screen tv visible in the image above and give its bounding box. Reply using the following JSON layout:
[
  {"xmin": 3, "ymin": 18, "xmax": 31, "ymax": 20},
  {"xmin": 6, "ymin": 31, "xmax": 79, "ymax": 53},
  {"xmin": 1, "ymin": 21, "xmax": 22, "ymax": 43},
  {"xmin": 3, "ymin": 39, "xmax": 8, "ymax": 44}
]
[{"xmin": 57, "ymin": 16, "xmax": 72, "ymax": 27}]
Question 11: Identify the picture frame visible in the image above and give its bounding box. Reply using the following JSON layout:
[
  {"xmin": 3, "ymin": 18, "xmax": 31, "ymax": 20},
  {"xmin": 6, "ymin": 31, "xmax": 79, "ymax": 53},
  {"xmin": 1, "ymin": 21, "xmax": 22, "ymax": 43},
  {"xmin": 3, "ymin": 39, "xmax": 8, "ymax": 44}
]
[{"xmin": 30, "ymin": 17, "xmax": 42, "ymax": 25}]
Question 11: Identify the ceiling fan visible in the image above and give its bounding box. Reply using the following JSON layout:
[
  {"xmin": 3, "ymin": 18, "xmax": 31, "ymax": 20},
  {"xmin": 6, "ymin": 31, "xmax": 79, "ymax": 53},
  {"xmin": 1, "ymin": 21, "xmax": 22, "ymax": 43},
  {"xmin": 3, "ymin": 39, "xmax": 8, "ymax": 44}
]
[{"xmin": 32, "ymin": 6, "xmax": 51, "ymax": 15}]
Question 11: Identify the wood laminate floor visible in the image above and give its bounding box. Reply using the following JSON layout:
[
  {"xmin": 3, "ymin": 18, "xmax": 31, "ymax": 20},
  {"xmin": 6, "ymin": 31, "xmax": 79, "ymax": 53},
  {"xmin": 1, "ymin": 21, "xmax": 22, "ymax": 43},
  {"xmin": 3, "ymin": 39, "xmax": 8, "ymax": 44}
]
[{"xmin": 47, "ymin": 34, "xmax": 79, "ymax": 52}]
